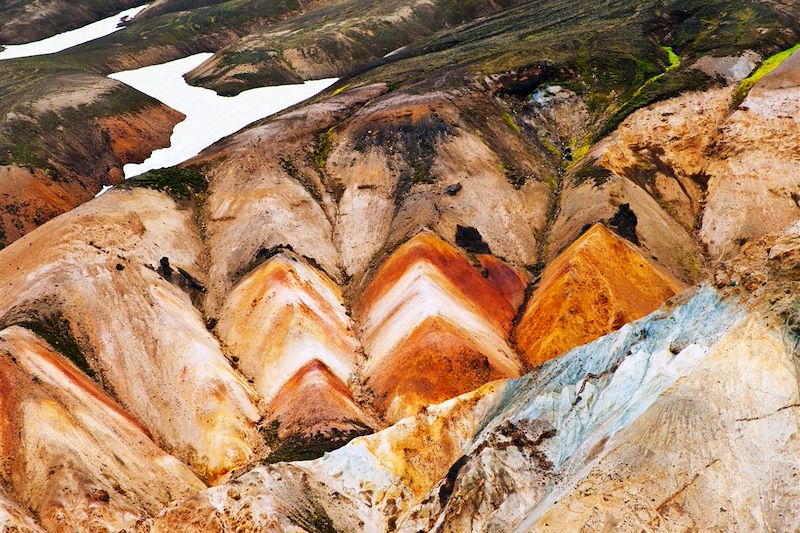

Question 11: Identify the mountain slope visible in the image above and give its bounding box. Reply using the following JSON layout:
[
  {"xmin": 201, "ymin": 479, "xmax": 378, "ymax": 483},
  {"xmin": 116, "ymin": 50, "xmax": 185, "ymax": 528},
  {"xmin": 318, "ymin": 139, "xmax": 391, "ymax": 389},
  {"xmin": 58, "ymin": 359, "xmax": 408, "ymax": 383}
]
[
  {"xmin": 514, "ymin": 224, "xmax": 683, "ymax": 366},
  {"xmin": 146, "ymin": 221, "xmax": 800, "ymax": 531},
  {"xmin": 0, "ymin": 1, "xmax": 798, "ymax": 531}
]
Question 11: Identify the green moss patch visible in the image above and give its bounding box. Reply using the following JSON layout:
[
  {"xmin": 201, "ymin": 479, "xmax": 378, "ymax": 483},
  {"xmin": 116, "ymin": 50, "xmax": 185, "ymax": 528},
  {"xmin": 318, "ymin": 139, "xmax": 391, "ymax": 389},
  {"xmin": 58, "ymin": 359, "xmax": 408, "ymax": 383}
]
[
  {"xmin": 313, "ymin": 126, "xmax": 337, "ymax": 171},
  {"xmin": 502, "ymin": 111, "xmax": 522, "ymax": 134},
  {"xmin": 260, "ymin": 419, "xmax": 373, "ymax": 464},
  {"xmin": 117, "ymin": 167, "xmax": 207, "ymax": 200},
  {"xmin": 17, "ymin": 318, "xmax": 95, "ymax": 379},
  {"xmin": 732, "ymin": 42, "xmax": 800, "ymax": 106}
]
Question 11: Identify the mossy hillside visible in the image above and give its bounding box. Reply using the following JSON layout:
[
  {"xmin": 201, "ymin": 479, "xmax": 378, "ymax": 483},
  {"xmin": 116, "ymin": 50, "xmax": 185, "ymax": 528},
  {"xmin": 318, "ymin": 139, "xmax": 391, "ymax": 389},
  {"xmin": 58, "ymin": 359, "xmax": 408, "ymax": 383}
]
[
  {"xmin": 44, "ymin": 0, "xmax": 310, "ymax": 73},
  {"xmin": 0, "ymin": 0, "xmax": 141, "ymax": 43},
  {"xmin": 184, "ymin": 0, "xmax": 531, "ymax": 96},
  {"xmin": 117, "ymin": 167, "xmax": 208, "ymax": 200},
  {"xmin": 15, "ymin": 318, "xmax": 96, "ymax": 379},
  {"xmin": 0, "ymin": 80, "xmax": 155, "ymax": 174},
  {"xmin": 341, "ymin": 0, "xmax": 798, "ymax": 151}
]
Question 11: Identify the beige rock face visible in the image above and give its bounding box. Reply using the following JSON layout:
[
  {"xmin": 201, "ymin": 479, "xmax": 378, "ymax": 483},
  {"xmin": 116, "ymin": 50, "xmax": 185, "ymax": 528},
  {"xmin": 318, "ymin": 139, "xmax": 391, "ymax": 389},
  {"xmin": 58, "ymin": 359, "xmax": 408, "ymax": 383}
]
[
  {"xmin": 700, "ymin": 50, "xmax": 800, "ymax": 259},
  {"xmin": 590, "ymin": 87, "xmax": 734, "ymax": 230},
  {"xmin": 0, "ymin": 189, "xmax": 261, "ymax": 483},
  {"xmin": 196, "ymin": 84, "xmax": 389, "ymax": 313},
  {"xmin": 0, "ymin": 327, "xmax": 204, "ymax": 532},
  {"xmin": 572, "ymin": 50, "xmax": 800, "ymax": 269},
  {"xmin": 327, "ymin": 90, "xmax": 552, "ymax": 279}
]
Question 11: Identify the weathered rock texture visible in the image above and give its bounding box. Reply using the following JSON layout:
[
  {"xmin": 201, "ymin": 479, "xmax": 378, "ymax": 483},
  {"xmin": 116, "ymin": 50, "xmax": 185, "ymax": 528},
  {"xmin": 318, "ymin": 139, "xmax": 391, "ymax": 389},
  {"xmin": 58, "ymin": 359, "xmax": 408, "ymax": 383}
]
[
  {"xmin": 0, "ymin": 1, "xmax": 798, "ymax": 531},
  {"xmin": 514, "ymin": 224, "xmax": 683, "ymax": 367}
]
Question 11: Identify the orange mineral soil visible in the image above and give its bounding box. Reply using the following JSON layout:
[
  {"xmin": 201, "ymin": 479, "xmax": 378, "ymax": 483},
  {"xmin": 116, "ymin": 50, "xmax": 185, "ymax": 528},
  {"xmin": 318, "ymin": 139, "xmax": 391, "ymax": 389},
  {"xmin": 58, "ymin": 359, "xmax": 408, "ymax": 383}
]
[
  {"xmin": 357, "ymin": 231, "xmax": 527, "ymax": 422},
  {"xmin": 514, "ymin": 224, "xmax": 684, "ymax": 367}
]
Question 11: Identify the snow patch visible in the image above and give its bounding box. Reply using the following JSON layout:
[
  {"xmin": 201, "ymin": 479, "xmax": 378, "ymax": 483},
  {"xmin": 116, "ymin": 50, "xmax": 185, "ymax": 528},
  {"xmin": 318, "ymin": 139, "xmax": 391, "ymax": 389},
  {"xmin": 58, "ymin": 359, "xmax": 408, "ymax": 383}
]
[
  {"xmin": 0, "ymin": 5, "xmax": 148, "ymax": 61},
  {"xmin": 107, "ymin": 53, "xmax": 337, "ymax": 180}
]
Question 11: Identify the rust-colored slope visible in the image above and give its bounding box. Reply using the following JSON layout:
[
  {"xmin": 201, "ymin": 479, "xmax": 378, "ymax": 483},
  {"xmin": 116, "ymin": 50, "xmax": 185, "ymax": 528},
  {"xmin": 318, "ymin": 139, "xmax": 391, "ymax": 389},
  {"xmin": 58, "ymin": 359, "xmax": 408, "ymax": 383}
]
[
  {"xmin": 217, "ymin": 252, "xmax": 376, "ymax": 451},
  {"xmin": 514, "ymin": 224, "xmax": 683, "ymax": 366},
  {"xmin": 357, "ymin": 231, "xmax": 527, "ymax": 422},
  {"xmin": 0, "ymin": 326, "xmax": 204, "ymax": 532},
  {"xmin": 365, "ymin": 316, "xmax": 516, "ymax": 422},
  {"xmin": 264, "ymin": 361, "xmax": 375, "ymax": 460}
]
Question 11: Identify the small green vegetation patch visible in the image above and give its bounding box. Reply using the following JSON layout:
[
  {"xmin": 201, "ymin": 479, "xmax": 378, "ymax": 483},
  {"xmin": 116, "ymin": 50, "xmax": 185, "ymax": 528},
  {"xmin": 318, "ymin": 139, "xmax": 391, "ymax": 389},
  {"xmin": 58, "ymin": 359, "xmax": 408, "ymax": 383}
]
[
  {"xmin": 18, "ymin": 319, "xmax": 95, "ymax": 379},
  {"xmin": 118, "ymin": 167, "xmax": 207, "ymax": 200},
  {"xmin": 260, "ymin": 419, "xmax": 372, "ymax": 464},
  {"xmin": 733, "ymin": 42, "xmax": 800, "ymax": 106},
  {"xmin": 314, "ymin": 126, "xmax": 337, "ymax": 171},
  {"xmin": 502, "ymin": 111, "xmax": 522, "ymax": 134}
]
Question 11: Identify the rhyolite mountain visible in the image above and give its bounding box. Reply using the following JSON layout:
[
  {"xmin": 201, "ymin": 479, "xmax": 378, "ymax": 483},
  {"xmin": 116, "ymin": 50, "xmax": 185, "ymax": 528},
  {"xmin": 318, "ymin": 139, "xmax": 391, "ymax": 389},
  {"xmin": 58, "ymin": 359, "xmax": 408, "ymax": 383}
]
[{"xmin": 0, "ymin": 0, "xmax": 799, "ymax": 531}]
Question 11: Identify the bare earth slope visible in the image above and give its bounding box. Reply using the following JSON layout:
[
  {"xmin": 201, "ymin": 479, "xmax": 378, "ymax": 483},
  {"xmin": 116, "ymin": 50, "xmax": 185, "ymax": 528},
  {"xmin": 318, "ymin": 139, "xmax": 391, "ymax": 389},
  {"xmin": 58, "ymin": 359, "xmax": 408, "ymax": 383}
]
[{"xmin": 0, "ymin": 0, "xmax": 798, "ymax": 531}]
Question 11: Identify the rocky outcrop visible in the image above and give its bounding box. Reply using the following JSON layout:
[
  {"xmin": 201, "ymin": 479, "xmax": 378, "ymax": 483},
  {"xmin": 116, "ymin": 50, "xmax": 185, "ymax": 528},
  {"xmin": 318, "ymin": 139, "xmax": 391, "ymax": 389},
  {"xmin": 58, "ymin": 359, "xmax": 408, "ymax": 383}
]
[
  {"xmin": 0, "ymin": 326, "xmax": 204, "ymax": 531},
  {"xmin": 217, "ymin": 251, "xmax": 377, "ymax": 459},
  {"xmin": 514, "ymin": 224, "xmax": 683, "ymax": 367},
  {"xmin": 355, "ymin": 231, "xmax": 526, "ymax": 422},
  {"xmin": 0, "ymin": 490, "xmax": 42, "ymax": 533},
  {"xmin": 700, "ymin": 49, "xmax": 800, "ymax": 260}
]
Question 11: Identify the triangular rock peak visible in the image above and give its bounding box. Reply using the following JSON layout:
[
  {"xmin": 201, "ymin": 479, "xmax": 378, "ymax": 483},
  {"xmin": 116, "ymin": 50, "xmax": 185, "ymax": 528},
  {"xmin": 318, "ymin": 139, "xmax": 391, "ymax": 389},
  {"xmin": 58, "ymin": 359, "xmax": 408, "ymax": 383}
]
[
  {"xmin": 356, "ymin": 231, "xmax": 527, "ymax": 422},
  {"xmin": 514, "ymin": 224, "xmax": 684, "ymax": 367},
  {"xmin": 217, "ymin": 252, "xmax": 373, "ymax": 456},
  {"xmin": 262, "ymin": 360, "xmax": 377, "ymax": 463}
]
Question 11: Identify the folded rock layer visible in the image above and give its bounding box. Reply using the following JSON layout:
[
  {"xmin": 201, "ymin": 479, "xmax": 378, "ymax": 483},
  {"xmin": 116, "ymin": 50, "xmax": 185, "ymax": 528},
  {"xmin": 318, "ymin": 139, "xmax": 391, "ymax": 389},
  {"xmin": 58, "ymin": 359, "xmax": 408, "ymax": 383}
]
[
  {"xmin": 356, "ymin": 231, "xmax": 526, "ymax": 422},
  {"xmin": 216, "ymin": 251, "xmax": 376, "ymax": 458}
]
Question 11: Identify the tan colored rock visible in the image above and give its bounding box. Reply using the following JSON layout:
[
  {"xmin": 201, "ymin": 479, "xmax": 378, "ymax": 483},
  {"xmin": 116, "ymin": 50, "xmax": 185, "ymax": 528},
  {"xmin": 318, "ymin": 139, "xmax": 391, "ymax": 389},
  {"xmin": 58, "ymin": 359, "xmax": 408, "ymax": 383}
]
[
  {"xmin": 0, "ymin": 189, "xmax": 261, "ymax": 482},
  {"xmin": 700, "ymin": 50, "xmax": 800, "ymax": 259},
  {"xmin": 0, "ymin": 326, "xmax": 204, "ymax": 532},
  {"xmin": 327, "ymin": 91, "xmax": 552, "ymax": 279},
  {"xmin": 217, "ymin": 252, "xmax": 377, "ymax": 454},
  {"xmin": 590, "ymin": 87, "xmax": 734, "ymax": 230},
  {"xmin": 548, "ymin": 170, "xmax": 705, "ymax": 283}
]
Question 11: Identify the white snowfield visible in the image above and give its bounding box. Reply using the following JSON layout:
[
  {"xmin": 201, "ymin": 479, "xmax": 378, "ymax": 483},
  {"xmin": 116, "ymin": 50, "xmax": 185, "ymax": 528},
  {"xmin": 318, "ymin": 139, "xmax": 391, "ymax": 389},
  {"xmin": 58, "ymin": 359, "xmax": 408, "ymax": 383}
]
[
  {"xmin": 107, "ymin": 53, "xmax": 338, "ymax": 180},
  {"xmin": 0, "ymin": 5, "xmax": 148, "ymax": 61}
]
